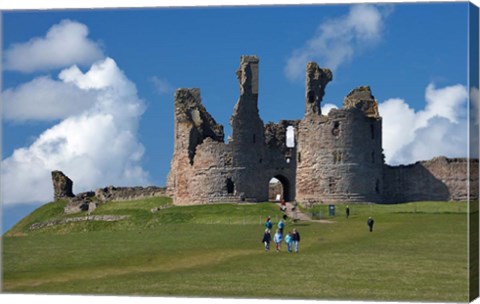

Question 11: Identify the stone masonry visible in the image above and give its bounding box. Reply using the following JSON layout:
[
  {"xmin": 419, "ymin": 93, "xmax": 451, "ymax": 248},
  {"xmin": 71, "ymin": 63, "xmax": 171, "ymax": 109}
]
[
  {"xmin": 52, "ymin": 170, "xmax": 75, "ymax": 201},
  {"xmin": 51, "ymin": 171, "xmax": 166, "ymax": 214},
  {"xmin": 166, "ymin": 55, "xmax": 479, "ymax": 205}
]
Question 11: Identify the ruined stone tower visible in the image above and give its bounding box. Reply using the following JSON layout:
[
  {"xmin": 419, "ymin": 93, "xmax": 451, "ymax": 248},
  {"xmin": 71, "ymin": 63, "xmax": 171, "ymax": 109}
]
[
  {"xmin": 296, "ymin": 63, "xmax": 383, "ymax": 203},
  {"xmin": 167, "ymin": 56, "xmax": 477, "ymax": 205},
  {"xmin": 167, "ymin": 56, "xmax": 297, "ymax": 205}
]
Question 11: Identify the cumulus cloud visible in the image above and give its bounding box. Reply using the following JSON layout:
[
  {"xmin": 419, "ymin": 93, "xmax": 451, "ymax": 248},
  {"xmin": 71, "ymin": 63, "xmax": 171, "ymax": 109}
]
[
  {"xmin": 379, "ymin": 83, "xmax": 468, "ymax": 165},
  {"xmin": 2, "ymin": 76, "xmax": 97, "ymax": 121},
  {"xmin": 3, "ymin": 19, "xmax": 104, "ymax": 73},
  {"xmin": 2, "ymin": 58, "xmax": 149, "ymax": 206},
  {"xmin": 285, "ymin": 4, "xmax": 391, "ymax": 81}
]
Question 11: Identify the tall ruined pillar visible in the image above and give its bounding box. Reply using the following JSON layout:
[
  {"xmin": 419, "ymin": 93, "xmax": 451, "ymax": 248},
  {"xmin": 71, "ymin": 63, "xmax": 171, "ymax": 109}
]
[
  {"xmin": 230, "ymin": 55, "xmax": 264, "ymax": 146},
  {"xmin": 228, "ymin": 55, "xmax": 267, "ymax": 200},
  {"xmin": 51, "ymin": 170, "xmax": 74, "ymax": 201},
  {"xmin": 305, "ymin": 62, "xmax": 332, "ymax": 117},
  {"xmin": 296, "ymin": 63, "xmax": 332, "ymax": 204}
]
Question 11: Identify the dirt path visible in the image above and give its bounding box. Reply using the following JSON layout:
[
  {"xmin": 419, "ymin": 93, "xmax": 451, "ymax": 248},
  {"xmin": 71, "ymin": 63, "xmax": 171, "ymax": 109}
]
[{"xmin": 276, "ymin": 202, "xmax": 336, "ymax": 224}]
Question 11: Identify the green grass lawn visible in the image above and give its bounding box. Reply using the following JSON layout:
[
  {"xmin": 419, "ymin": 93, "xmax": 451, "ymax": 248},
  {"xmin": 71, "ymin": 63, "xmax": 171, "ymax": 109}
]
[{"xmin": 2, "ymin": 198, "xmax": 471, "ymax": 302}]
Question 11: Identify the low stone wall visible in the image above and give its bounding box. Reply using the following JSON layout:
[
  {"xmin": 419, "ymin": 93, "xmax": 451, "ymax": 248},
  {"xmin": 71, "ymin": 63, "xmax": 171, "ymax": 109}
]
[
  {"xmin": 29, "ymin": 215, "xmax": 130, "ymax": 231},
  {"xmin": 64, "ymin": 185, "xmax": 167, "ymax": 214},
  {"xmin": 94, "ymin": 185, "xmax": 166, "ymax": 202}
]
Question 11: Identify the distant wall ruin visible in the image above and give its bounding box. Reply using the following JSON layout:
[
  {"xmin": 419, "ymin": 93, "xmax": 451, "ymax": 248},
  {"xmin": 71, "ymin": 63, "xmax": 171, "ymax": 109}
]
[{"xmin": 51, "ymin": 172, "xmax": 166, "ymax": 214}]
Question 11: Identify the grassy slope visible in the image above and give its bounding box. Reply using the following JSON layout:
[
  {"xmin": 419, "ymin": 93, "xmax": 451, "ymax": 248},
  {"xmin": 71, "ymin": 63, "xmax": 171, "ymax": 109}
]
[{"xmin": 2, "ymin": 198, "xmax": 470, "ymax": 302}]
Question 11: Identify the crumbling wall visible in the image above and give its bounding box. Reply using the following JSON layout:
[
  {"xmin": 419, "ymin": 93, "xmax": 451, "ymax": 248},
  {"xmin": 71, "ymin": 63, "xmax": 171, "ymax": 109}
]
[
  {"xmin": 227, "ymin": 56, "xmax": 271, "ymax": 201},
  {"xmin": 167, "ymin": 56, "xmax": 297, "ymax": 205},
  {"xmin": 180, "ymin": 138, "xmax": 241, "ymax": 204},
  {"xmin": 51, "ymin": 170, "xmax": 167, "ymax": 214},
  {"xmin": 94, "ymin": 186, "xmax": 166, "ymax": 202},
  {"xmin": 166, "ymin": 88, "xmax": 227, "ymax": 204},
  {"xmin": 261, "ymin": 120, "xmax": 298, "ymax": 202},
  {"xmin": 166, "ymin": 87, "xmax": 244, "ymax": 205},
  {"xmin": 166, "ymin": 55, "xmax": 477, "ymax": 206},
  {"xmin": 166, "ymin": 79, "xmax": 250, "ymax": 205},
  {"xmin": 304, "ymin": 62, "xmax": 332, "ymax": 117},
  {"xmin": 52, "ymin": 171, "xmax": 75, "ymax": 200},
  {"xmin": 63, "ymin": 185, "xmax": 167, "ymax": 214},
  {"xmin": 296, "ymin": 71, "xmax": 384, "ymax": 204},
  {"xmin": 384, "ymin": 157, "xmax": 478, "ymax": 203}
]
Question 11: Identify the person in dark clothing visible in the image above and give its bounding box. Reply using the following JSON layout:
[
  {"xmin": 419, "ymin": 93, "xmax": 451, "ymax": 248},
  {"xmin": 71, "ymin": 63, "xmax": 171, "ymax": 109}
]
[
  {"xmin": 292, "ymin": 228, "xmax": 301, "ymax": 253},
  {"xmin": 367, "ymin": 217, "xmax": 374, "ymax": 232},
  {"xmin": 346, "ymin": 205, "xmax": 350, "ymax": 219},
  {"xmin": 262, "ymin": 229, "xmax": 271, "ymax": 251}
]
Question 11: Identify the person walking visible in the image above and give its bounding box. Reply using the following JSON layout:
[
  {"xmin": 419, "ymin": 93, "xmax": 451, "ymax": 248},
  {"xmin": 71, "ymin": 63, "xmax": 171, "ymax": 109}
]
[
  {"xmin": 292, "ymin": 228, "xmax": 301, "ymax": 253},
  {"xmin": 278, "ymin": 218, "xmax": 285, "ymax": 236},
  {"xmin": 367, "ymin": 216, "xmax": 375, "ymax": 232},
  {"xmin": 265, "ymin": 216, "xmax": 273, "ymax": 230},
  {"xmin": 274, "ymin": 229, "xmax": 283, "ymax": 252},
  {"xmin": 262, "ymin": 229, "xmax": 271, "ymax": 251},
  {"xmin": 346, "ymin": 205, "xmax": 350, "ymax": 219},
  {"xmin": 285, "ymin": 231, "xmax": 293, "ymax": 253}
]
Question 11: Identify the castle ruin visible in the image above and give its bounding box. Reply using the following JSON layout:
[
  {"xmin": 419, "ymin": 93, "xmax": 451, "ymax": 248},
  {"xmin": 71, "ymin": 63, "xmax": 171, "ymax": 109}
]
[{"xmin": 166, "ymin": 55, "xmax": 478, "ymax": 205}]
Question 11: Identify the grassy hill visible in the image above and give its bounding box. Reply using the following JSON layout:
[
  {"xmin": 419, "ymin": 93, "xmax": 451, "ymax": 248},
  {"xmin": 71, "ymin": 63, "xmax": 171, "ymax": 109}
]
[{"xmin": 2, "ymin": 197, "xmax": 472, "ymax": 302}]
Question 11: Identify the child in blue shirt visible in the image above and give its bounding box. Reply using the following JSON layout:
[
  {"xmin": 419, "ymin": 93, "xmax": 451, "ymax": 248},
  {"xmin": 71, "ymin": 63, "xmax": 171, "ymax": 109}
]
[
  {"xmin": 265, "ymin": 217, "xmax": 273, "ymax": 230},
  {"xmin": 278, "ymin": 219, "xmax": 285, "ymax": 236},
  {"xmin": 285, "ymin": 231, "xmax": 293, "ymax": 253},
  {"xmin": 274, "ymin": 229, "xmax": 283, "ymax": 252}
]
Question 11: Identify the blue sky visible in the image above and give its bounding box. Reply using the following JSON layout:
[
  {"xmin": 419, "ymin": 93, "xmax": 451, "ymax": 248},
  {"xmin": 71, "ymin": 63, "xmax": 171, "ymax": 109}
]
[{"xmin": 1, "ymin": 2, "xmax": 473, "ymax": 231}]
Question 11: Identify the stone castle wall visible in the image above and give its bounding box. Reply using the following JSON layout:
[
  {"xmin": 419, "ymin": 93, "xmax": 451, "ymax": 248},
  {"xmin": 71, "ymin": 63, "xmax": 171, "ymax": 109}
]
[
  {"xmin": 383, "ymin": 157, "xmax": 478, "ymax": 203},
  {"xmin": 296, "ymin": 66, "xmax": 384, "ymax": 204},
  {"xmin": 296, "ymin": 109, "xmax": 383, "ymax": 204},
  {"xmin": 52, "ymin": 55, "xmax": 477, "ymax": 214},
  {"xmin": 166, "ymin": 55, "xmax": 477, "ymax": 206},
  {"xmin": 167, "ymin": 56, "xmax": 297, "ymax": 205}
]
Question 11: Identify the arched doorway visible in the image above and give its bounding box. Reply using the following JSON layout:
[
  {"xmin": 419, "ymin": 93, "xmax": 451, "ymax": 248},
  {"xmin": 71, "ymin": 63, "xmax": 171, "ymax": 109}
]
[{"xmin": 268, "ymin": 175, "xmax": 291, "ymax": 202}]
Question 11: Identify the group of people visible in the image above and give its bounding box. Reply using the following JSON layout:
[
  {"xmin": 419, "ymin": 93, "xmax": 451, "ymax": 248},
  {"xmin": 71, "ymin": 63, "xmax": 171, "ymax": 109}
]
[
  {"xmin": 260, "ymin": 205, "xmax": 375, "ymax": 253},
  {"xmin": 261, "ymin": 216, "xmax": 300, "ymax": 253}
]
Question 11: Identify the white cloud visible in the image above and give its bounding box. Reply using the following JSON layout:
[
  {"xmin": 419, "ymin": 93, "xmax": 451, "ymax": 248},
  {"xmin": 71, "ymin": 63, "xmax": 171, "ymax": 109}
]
[
  {"xmin": 470, "ymin": 86, "xmax": 479, "ymax": 126},
  {"xmin": 379, "ymin": 83, "xmax": 468, "ymax": 165},
  {"xmin": 2, "ymin": 58, "xmax": 149, "ymax": 206},
  {"xmin": 286, "ymin": 126, "xmax": 295, "ymax": 148},
  {"xmin": 285, "ymin": 4, "xmax": 391, "ymax": 81},
  {"xmin": 470, "ymin": 86, "xmax": 479, "ymax": 158},
  {"xmin": 2, "ymin": 76, "xmax": 97, "ymax": 121},
  {"xmin": 321, "ymin": 103, "xmax": 338, "ymax": 115},
  {"xmin": 3, "ymin": 19, "xmax": 104, "ymax": 73},
  {"xmin": 150, "ymin": 76, "xmax": 173, "ymax": 95}
]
